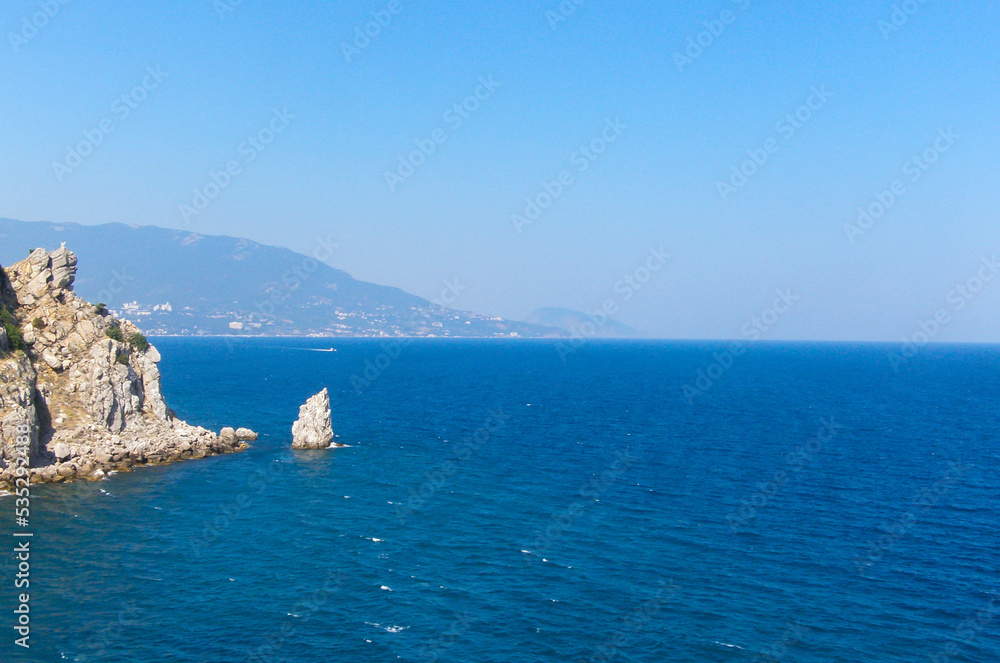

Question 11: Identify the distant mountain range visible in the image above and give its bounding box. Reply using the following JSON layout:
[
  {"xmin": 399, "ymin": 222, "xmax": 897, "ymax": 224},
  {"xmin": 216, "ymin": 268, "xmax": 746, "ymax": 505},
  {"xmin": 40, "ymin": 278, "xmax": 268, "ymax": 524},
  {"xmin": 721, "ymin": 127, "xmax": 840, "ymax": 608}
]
[
  {"xmin": 525, "ymin": 307, "xmax": 640, "ymax": 338},
  {"xmin": 0, "ymin": 219, "xmax": 567, "ymax": 338}
]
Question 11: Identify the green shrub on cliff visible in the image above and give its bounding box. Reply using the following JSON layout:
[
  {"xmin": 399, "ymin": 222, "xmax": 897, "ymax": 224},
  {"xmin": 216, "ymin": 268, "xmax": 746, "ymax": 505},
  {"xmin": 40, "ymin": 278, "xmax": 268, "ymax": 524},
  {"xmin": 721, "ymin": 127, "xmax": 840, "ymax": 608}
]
[
  {"xmin": 104, "ymin": 323, "xmax": 149, "ymax": 352},
  {"xmin": 128, "ymin": 332, "xmax": 150, "ymax": 352},
  {"xmin": 1, "ymin": 307, "xmax": 24, "ymax": 352},
  {"xmin": 105, "ymin": 324, "xmax": 125, "ymax": 342}
]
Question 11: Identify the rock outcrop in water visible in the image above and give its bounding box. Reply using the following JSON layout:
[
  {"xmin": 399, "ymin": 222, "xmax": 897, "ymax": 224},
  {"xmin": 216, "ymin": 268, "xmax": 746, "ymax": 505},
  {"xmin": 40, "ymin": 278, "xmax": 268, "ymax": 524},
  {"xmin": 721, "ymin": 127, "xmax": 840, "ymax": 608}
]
[
  {"xmin": 291, "ymin": 388, "xmax": 336, "ymax": 449},
  {"xmin": 0, "ymin": 246, "xmax": 256, "ymax": 490}
]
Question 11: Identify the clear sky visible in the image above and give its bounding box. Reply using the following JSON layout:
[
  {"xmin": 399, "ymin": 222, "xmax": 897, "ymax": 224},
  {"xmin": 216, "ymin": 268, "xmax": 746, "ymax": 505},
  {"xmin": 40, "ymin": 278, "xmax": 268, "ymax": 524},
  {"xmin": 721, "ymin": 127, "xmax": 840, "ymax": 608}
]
[{"xmin": 2, "ymin": 1, "xmax": 999, "ymax": 341}]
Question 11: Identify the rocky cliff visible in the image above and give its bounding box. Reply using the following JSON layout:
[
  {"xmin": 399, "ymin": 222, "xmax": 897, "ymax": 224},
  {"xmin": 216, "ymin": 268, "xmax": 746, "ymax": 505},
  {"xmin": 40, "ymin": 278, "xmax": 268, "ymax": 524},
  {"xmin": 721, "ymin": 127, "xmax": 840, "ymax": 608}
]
[{"xmin": 0, "ymin": 246, "xmax": 252, "ymax": 490}]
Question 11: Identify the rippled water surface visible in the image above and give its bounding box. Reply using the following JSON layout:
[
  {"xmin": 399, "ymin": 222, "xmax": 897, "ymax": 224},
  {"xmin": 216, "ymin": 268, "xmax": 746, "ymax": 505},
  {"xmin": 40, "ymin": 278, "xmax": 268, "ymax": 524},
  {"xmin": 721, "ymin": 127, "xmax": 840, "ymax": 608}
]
[{"xmin": 3, "ymin": 339, "xmax": 999, "ymax": 662}]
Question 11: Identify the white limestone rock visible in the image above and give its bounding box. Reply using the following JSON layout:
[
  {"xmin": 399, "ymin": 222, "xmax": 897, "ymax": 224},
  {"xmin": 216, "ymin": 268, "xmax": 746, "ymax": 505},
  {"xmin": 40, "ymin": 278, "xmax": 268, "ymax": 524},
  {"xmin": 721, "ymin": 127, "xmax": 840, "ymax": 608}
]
[
  {"xmin": 42, "ymin": 352, "xmax": 62, "ymax": 370},
  {"xmin": 49, "ymin": 246, "xmax": 78, "ymax": 289},
  {"xmin": 291, "ymin": 388, "xmax": 335, "ymax": 449},
  {"xmin": 0, "ymin": 246, "xmax": 252, "ymax": 490}
]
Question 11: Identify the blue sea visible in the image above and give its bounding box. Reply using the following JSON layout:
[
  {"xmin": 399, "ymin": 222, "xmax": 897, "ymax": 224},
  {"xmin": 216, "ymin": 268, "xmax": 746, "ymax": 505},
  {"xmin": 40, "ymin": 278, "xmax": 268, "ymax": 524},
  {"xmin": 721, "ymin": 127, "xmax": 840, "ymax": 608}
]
[{"xmin": 4, "ymin": 339, "xmax": 1000, "ymax": 662}]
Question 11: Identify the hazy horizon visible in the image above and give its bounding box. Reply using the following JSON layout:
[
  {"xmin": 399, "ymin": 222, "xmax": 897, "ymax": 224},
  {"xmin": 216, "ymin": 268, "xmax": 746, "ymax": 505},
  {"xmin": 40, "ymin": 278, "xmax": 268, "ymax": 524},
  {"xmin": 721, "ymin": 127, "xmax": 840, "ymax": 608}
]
[{"xmin": 3, "ymin": 2, "xmax": 999, "ymax": 342}]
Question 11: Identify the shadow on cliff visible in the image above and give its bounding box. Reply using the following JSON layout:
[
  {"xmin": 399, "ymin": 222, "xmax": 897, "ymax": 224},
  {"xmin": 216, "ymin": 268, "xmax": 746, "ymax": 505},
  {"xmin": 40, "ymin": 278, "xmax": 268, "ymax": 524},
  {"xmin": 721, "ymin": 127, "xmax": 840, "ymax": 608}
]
[{"xmin": 32, "ymin": 385, "xmax": 57, "ymax": 468}]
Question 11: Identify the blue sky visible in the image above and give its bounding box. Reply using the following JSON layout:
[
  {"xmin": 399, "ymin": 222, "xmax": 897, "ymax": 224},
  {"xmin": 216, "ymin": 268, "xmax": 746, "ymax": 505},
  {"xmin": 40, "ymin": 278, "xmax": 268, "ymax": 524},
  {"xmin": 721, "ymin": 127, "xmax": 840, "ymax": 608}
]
[{"xmin": 2, "ymin": 0, "xmax": 999, "ymax": 341}]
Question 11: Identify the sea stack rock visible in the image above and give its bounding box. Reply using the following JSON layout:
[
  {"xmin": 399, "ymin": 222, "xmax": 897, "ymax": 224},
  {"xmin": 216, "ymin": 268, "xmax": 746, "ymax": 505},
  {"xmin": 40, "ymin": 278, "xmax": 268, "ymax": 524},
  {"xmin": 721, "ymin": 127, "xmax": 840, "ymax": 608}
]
[{"xmin": 291, "ymin": 388, "xmax": 335, "ymax": 449}]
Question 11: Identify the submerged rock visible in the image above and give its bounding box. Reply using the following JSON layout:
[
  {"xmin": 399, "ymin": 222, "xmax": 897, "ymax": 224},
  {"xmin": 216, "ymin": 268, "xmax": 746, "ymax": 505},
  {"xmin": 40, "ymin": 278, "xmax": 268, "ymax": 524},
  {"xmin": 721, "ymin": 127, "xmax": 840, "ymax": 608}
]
[{"xmin": 291, "ymin": 388, "xmax": 335, "ymax": 449}]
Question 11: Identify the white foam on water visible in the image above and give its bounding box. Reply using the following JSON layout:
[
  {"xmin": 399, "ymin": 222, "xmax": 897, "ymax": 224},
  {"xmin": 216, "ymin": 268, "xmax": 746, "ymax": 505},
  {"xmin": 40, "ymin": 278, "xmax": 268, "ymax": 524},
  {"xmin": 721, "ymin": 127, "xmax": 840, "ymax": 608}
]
[
  {"xmin": 365, "ymin": 621, "xmax": 408, "ymax": 633},
  {"xmin": 714, "ymin": 642, "xmax": 744, "ymax": 650}
]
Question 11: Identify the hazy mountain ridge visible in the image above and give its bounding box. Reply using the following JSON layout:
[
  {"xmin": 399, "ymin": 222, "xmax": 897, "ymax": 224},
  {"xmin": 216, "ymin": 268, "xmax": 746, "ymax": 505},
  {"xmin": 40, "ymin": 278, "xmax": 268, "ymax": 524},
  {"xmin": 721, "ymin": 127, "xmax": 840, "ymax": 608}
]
[
  {"xmin": 0, "ymin": 219, "xmax": 563, "ymax": 338},
  {"xmin": 525, "ymin": 307, "xmax": 640, "ymax": 338}
]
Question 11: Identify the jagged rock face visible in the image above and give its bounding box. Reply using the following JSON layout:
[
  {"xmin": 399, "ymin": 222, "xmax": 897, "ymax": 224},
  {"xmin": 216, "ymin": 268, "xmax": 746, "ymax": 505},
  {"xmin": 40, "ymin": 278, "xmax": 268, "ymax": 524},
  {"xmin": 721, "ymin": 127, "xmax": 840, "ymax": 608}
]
[
  {"xmin": 291, "ymin": 388, "xmax": 334, "ymax": 449},
  {"xmin": 0, "ymin": 258, "xmax": 38, "ymax": 461},
  {"xmin": 87, "ymin": 338, "xmax": 145, "ymax": 433},
  {"xmin": 49, "ymin": 246, "xmax": 78, "ymax": 289},
  {"xmin": 0, "ymin": 352, "xmax": 38, "ymax": 462},
  {"xmin": 0, "ymin": 246, "xmax": 253, "ymax": 489},
  {"xmin": 3, "ymin": 245, "xmax": 165, "ymax": 434}
]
